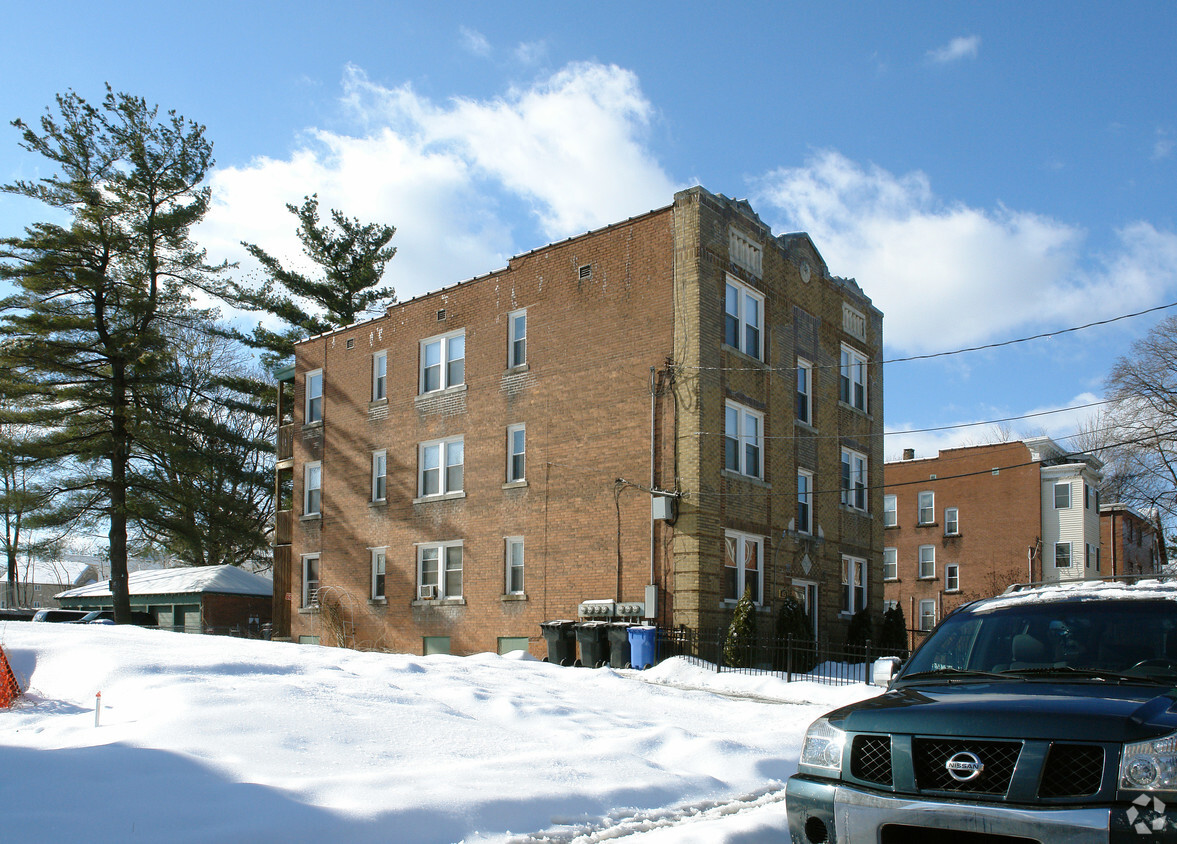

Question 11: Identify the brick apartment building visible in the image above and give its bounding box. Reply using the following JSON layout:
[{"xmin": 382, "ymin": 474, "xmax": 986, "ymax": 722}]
[
  {"xmin": 1101, "ymin": 502, "xmax": 1167, "ymax": 577},
  {"xmin": 883, "ymin": 438, "xmax": 1104, "ymax": 635},
  {"xmin": 271, "ymin": 186, "xmax": 884, "ymax": 656}
]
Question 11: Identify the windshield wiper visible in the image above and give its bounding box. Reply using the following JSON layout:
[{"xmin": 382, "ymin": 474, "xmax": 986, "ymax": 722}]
[
  {"xmin": 1001, "ymin": 666, "xmax": 1160, "ymax": 684},
  {"xmin": 899, "ymin": 668, "xmax": 1017, "ymax": 682}
]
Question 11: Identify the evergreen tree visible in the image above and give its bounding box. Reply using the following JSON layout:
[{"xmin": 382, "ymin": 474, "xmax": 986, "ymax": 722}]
[
  {"xmin": 723, "ymin": 586, "xmax": 757, "ymax": 668},
  {"xmin": 0, "ymin": 88, "xmax": 227, "ymax": 622},
  {"xmin": 845, "ymin": 608, "xmax": 874, "ymax": 652},
  {"xmin": 775, "ymin": 594, "xmax": 817, "ymax": 673},
  {"xmin": 231, "ymin": 194, "xmax": 397, "ymax": 366},
  {"xmin": 878, "ymin": 604, "xmax": 910, "ymax": 657}
]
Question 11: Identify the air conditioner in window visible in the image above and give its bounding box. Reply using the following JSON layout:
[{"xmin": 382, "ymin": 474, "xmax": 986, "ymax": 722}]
[{"xmin": 419, "ymin": 584, "xmax": 438, "ymax": 600}]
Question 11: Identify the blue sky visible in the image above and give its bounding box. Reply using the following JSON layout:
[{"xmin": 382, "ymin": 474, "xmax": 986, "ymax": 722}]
[{"xmin": 3, "ymin": 1, "xmax": 1176, "ymax": 461}]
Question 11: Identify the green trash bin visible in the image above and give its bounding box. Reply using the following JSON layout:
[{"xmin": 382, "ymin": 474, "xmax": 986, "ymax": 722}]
[
  {"xmin": 574, "ymin": 621, "xmax": 611, "ymax": 667},
  {"xmin": 627, "ymin": 625, "xmax": 657, "ymax": 669},
  {"xmin": 539, "ymin": 620, "xmax": 577, "ymax": 666},
  {"xmin": 607, "ymin": 622, "xmax": 633, "ymax": 668}
]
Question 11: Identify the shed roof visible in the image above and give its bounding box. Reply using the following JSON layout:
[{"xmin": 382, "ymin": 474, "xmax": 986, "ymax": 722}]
[{"xmin": 57, "ymin": 565, "xmax": 273, "ymax": 600}]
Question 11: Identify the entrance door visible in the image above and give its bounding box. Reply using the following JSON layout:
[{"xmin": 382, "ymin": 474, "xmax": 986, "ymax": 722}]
[{"xmin": 791, "ymin": 579, "xmax": 819, "ymax": 641}]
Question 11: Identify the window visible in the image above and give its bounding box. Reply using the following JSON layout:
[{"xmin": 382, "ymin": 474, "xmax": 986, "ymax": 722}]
[
  {"xmin": 883, "ymin": 547, "xmax": 898, "ymax": 581},
  {"xmin": 919, "ymin": 599, "xmax": 937, "ymax": 631},
  {"xmin": 371, "ymin": 450, "xmax": 386, "ymax": 502},
  {"xmin": 418, "ymin": 542, "xmax": 463, "ymax": 600},
  {"xmin": 301, "ymin": 555, "xmax": 320, "ymax": 607},
  {"xmin": 1096, "ymin": 546, "xmax": 1101, "ymax": 572},
  {"xmin": 372, "ymin": 352, "xmax": 387, "ymax": 401},
  {"xmin": 304, "ymin": 462, "xmax": 321, "ymax": 516},
  {"xmin": 1086, "ymin": 543, "xmax": 1092, "ymax": 568},
  {"xmin": 840, "ymin": 345, "xmax": 867, "ymax": 411},
  {"xmin": 506, "ymin": 537, "xmax": 524, "ymax": 595},
  {"xmin": 729, "ymin": 228, "xmax": 762, "ymax": 277},
  {"xmin": 796, "ymin": 359, "xmax": 813, "ymax": 424},
  {"xmin": 371, "ymin": 548, "xmax": 386, "ymax": 600},
  {"xmin": 420, "ymin": 331, "xmax": 465, "ymax": 393},
  {"xmin": 1085, "ymin": 482, "xmax": 1092, "ymax": 509},
  {"xmin": 946, "ymin": 563, "xmax": 959, "ymax": 592},
  {"xmin": 797, "ymin": 470, "xmax": 813, "ymax": 534},
  {"xmin": 507, "ymin": 424, "xmax": 526, "ymax": 482},
  {"xmin": 1054, "ymin": 482, "xmax": 1071, "ymax": 509},
  {"xmin": 725, "ymin": 402, "xmax": 763, "ymax": 479},
  {"xmin": 918, "ymin": 545, "xmax": 936, "ymax": 579},
  {"xmin": 918, "ymin": 491, "xmax": 935, "ymax": 525},
  {"xmin": 1055, "ymin": 542, "xmax": 1072, "ymax": 568},
  {"xmin": 841, "ymin": 448, "xmax": 867, "ymax": 511},
  {"xmin": 419, "ymin": 437, "xmax": 464, "ymax": 497},
  {"xmin": 883, "ymin": 494, "xmax": 897, "ymax": 527},
  {"xmin": 842, "ymin": 556, "xmax": 867, "ymax": 614},
  {"xmin": 724, "ymin": 276, "xmax": 764, "ymax": 360},
  {"xmin": 508, "ymin": 310, "xmax": 527, "ymax": 368},
  {"xmin": 945, "ymin": 507, "xmax": 959, "ymax": 535},
  {"xmin": 423, "ymin": 636, "xmax": 451, "ymax": 655},
  {"xmin": 723, "ymin": 530, "xmax": 763, "ymax": 604},
  {"xmin": 306, "ymin": 369, "xmax": 323, "ymax": 424}
]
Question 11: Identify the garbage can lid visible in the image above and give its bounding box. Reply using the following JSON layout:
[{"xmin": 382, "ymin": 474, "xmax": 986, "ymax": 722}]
[{"xmin": 540, "ymin": 619, "xmax": 577, "ymax": 628}]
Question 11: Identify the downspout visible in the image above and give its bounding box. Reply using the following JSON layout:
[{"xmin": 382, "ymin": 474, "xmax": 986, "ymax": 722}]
[
  {"xmin": 650, "ymin": 366, "xmax": 656, "ymax": 587},
  {"xmin": 1111, "ymin": 512, "xmax": 1118, "ymax": 576}
]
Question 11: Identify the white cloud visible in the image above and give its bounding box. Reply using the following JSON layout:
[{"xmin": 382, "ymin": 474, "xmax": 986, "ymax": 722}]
[
  {"xmin": 198, "ymin": 62, "xmax": 677, "ymax": 309},
  {"xmin": 927, "ymin": 35, "xmax": 981, "ymax": 64},
  {"xmin": 754, "ymin": 150, "xmax": 1177, "ymax": 354},
  {"xmin": 515, "ymin": 40, "xmax": 548, "ymax": 66},
  {"xmin": 1154, "ymin": 128, "xmax": 1173, "ymax": 161},
  {"xmin": 460, "ymin": 26, "xmax": 491, "ymax": 57}
]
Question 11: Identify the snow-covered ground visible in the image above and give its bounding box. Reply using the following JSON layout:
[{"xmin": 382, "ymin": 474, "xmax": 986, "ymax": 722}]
[{"xmin": 1, "ymin": 623, "xmax": 880, "ymax": 843}]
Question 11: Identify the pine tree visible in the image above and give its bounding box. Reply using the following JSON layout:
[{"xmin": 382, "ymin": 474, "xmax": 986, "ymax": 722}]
[
  {"xmin": 775, "ymin": 594, "xmax": 817, "ymax": 673},
  {"xmin": 231, "ymin": 194, "xmax": 397, "ymax": 366},
  {"xmin": 0, "ymin": 88, "xmax": 228, "ymax": 622},
  {"xmin": 723, "ymin": 586, "xmax": 757, "ymax": 668},
  {"xmin": 879, "ymin": 604, "xmax": 909, "ymax": 657}
]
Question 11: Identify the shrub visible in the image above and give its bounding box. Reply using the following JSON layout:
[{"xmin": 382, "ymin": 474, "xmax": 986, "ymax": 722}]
[
  {"xmin": 723, "ymin": 586, "xmax": 757, "ymax": 668},
  {"xmin": 775, "ymin": 595, "xmax": 817, "ymax": 673}
]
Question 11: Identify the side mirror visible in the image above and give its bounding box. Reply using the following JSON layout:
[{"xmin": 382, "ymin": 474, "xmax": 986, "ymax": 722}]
[{"xmin": 871, "ymin": 656, "xmax": 902, "ymax": 687}]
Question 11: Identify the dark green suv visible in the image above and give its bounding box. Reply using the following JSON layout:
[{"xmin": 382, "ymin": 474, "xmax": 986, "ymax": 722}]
[{"xmin": 787, "ymin": 579, "xmax": 1177, "ymax": 843}]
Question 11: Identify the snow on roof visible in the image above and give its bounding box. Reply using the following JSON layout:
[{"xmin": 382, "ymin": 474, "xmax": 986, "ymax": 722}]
[
  {"xmin": 977, "ymin": 578, "xmax": 1177, "ymax": 612},
  {"xmin": 56, "ymin": 565, "xmax": 273, "ymax": 599}
]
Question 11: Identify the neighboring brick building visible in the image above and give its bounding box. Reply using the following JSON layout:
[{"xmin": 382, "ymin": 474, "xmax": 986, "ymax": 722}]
[
  {"xmin": 272, "ymin": 186, "xmax": 884, "ymax": 655},
  {"xmin": 1100, "ymin": 503, "xmax": 1167, "ymax": 577},
  {"xmin": 883, "ymin": 438, "xmax": 1104, "ymax": 636}
]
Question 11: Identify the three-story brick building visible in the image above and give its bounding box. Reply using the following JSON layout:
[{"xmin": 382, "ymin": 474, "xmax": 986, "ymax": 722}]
[{"xmin": 272, "ymin": 186, "xmax": 884, "ymax": 655}]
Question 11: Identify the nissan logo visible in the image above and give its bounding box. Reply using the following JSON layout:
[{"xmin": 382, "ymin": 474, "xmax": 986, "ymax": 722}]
[{"xmin": 945, "ymin": 751, "xmax": 985, "ymax": 782}]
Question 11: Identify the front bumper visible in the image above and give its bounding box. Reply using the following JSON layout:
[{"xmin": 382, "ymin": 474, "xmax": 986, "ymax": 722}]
[{"xmin": 786, "ymin": 775, "xmax": 1177, "ymax": 843}]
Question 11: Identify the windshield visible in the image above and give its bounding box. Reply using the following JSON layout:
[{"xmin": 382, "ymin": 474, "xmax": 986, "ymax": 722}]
[{"xmin": 900, "ymin": 598, "xmax": 1177, "ymax": 682}]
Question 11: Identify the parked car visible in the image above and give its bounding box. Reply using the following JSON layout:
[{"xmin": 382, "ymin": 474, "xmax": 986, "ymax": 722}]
[
  {"xmin": 787, "ymin": 577, "xmax": 1177, "ymax": 843},
  {"xmin": 31, "ymin": 608, "xmax": 91, "ymax": 622},
  {"xmin": 0, "ymin": 608, "xmax": 37, "ymax": 621},
  {"xmin": 67, "ymin": 610, "xmax": 158, "ymax": 627}
]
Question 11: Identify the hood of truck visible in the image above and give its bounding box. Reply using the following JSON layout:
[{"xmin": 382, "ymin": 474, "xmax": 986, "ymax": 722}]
[{"xmin": 830, "ymin": 681, "xmax": 1177, "ymax": 743}]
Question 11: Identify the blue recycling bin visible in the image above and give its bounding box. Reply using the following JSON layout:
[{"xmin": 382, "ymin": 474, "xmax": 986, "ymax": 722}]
[{"xmin": 627, "ymin": 625, "xmax": 657, "ymax": 669}]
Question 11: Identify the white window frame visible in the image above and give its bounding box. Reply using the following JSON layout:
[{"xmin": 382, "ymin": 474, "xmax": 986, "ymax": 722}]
[
  {"xmin": 372, "ymin": 351, "xmax": 387, "ymax": 401},
  {"xmin": 841, "ymin": 555, "xmax": 867, "ymax": 614},
  {"xmin": 791, "ymin": 579, "xmax": 819, "ymax": 640},
  {"xmin": 841, "ymin": 448, "xmax": 868, "ymax": 511},
  {"xmin": 1054, "ymin": 482, "xmax": 1071, "ymax": 509},
  {"xmin": 919, "ymin": 599, "xmax": 937, "ymax": 631},
  {"xmin": 944, "ymin": 507, "xmax": 959, "ymax": 536},
  {"xmin": 1055, "ymin": 541, "xmax": 1072, "ymax": 568},
  {"xmin": 305, "ymin": 369, "xmax": 323, "ymax": 424},
  {"xmin": 725, "ymin": 401, "xmax": 763, "ymax": 479},
  {"xmin": 304, "ymin": 461, "xmax": 321, "ymax": 516},
  {"xmin": 370, "ymin": 547, "xmax": 387, "ymax": 600},
  {"xmin": 371, "ymin": 450, "xmax": 387, "ymax": 503},
  {"xmin": 883, "ymin": 494, "xmax": 898, "ymax": 527},
  {"xmin": 839, "ymin": 345, "xmax": 867, "ymax": 412},
  {"xmin": 723, "ymin": 530, "xmax": 764, "ymax": 605},
  {"xmin": 505, "ymin": 537, "xmax": 524, "ymax": 595},
  {"xmin": 508, "ymin": 309, "xmax": 527, "ymax": 368},
  {"xmin": 507, "ymin": 424, "xmax": 526, "ymax": 483},
  {"xmin": 418, "ymin": 437, "xmax": 464, "ymax": 498},
  {"xmin": 945, "ymin": 563, "xmax": 960, "ymax": 592},
  {"xmin": 418, "ymin": 541, "xmax": 463, "ymax": 600},
  {"xmin": 918, "ymin": 491, "xmax": 935, "ymax": 525},
  {"xmin": 918, "ymin": 545, "xmax": 936, "ymax": 579},
  {"xmin": 883, "ymin": 547, "xmax": 898, "ymax": 581},
  {"xmin": 419, "ymin": 330, "xmax": 465, "ymax": 394},
  {"xmin": 301, "ymin": 554, "xmax": 320, "ymax": 608},
  {"xmin": 724, "ymin": 275, "xmax": 765, "ymax": 361},
  {"xmin": 797, "ymin": 469, "xmax": 813, "ymax": 534},
  {"xmin": 796, "ymin": 358, "xmax": 813, "ymax": 424}
]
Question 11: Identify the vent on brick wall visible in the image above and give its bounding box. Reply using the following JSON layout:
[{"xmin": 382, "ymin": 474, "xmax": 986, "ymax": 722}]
[
  {"xmin": 578, "ymin": 264, "xmax": 592, "ymax": 281},
  {"xmin": 437, "ymin": 309, "xmax": 446, "ymax": 321},
  {"xmin": 346, "ymin": 338, "xmax": 355, "ymax": 349}
]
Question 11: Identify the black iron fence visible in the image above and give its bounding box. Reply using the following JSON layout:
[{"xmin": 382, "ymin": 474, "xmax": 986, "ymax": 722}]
[{"xmin": 656, "ymin": 627, "xmax": 914, "ymax": 686}]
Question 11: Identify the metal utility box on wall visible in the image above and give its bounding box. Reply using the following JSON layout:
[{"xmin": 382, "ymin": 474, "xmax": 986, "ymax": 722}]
[{"xmin": 651, "ymin": 495, "xmax": 676, "ymax": 522}]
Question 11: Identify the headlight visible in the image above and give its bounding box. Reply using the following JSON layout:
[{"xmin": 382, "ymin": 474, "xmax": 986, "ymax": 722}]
[
  {"xmin": 1121, "ymin": 731, "xmax": 1177, "ymax": 792},
  {"xmin": 799, "ymin": 717, "xmax": 846, "ymax": 775}
]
